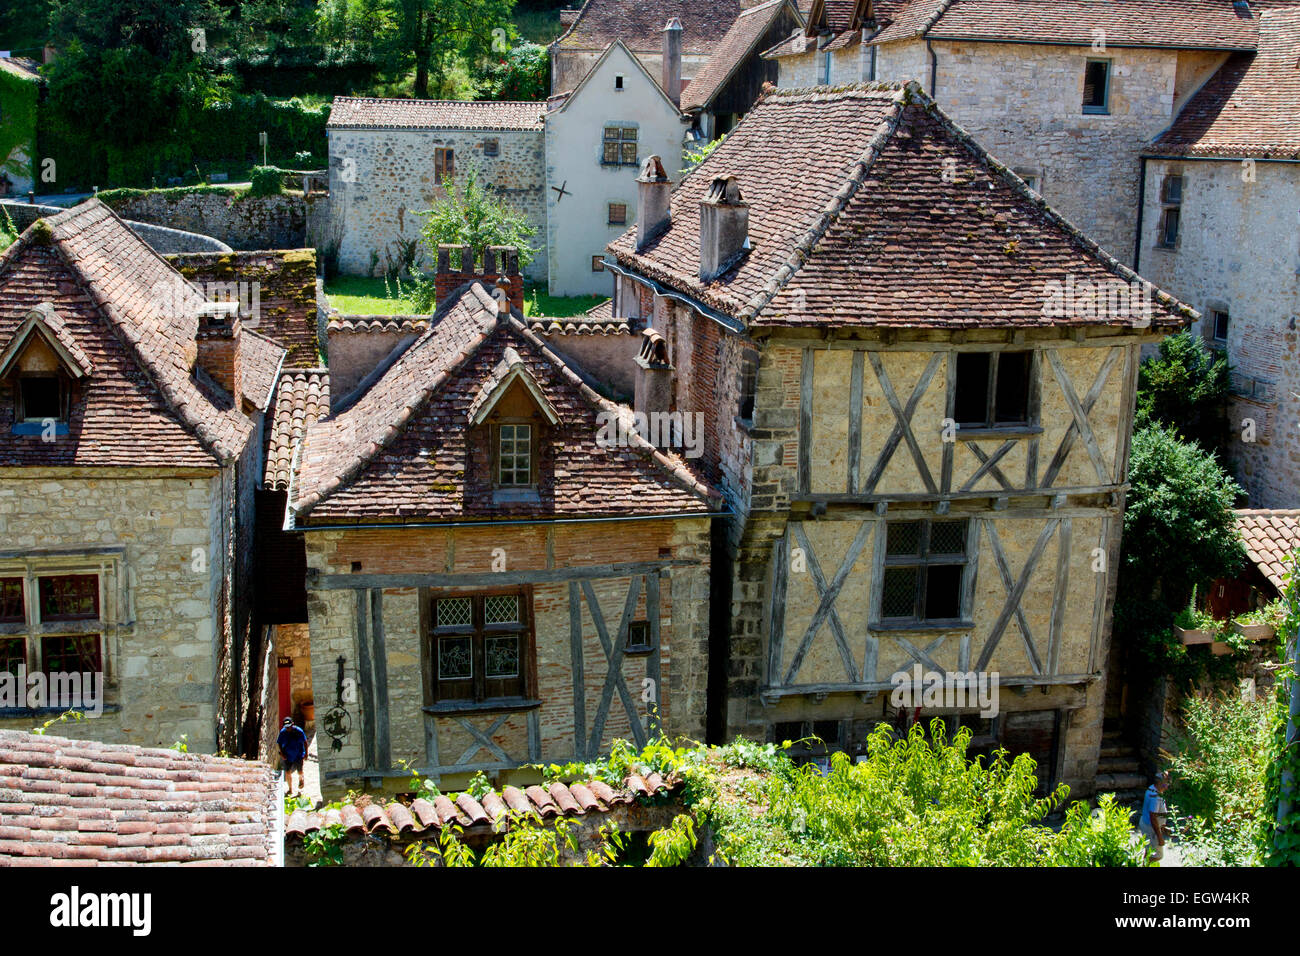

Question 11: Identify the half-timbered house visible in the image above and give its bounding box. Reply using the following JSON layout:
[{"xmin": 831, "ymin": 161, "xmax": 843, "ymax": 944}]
[
  {"xmin": 605, "ymin": 82, "xmax": 1195, "ymax": 794},
  {"xmin": 287, "ymin": 256, "xmax": 719, "ymax": 797}
]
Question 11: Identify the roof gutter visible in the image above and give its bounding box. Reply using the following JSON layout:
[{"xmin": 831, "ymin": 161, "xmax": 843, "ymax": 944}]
[
  {"xmin": 927, "ymin": 37, "xmax": 938, "ymax": 96},
  {"xmin": 1133, "ymin": 155, "xmax": 1147, "ymax": 274},
  {"xmin": 924, "ymin": 35, "xmax": 1255, "ymax": 53},
  {"xmin": 295, "ymin": 509, "xmax": 732, "ymax": 533},
  {"xmin": 601, "ymin": 256, "xmax": 746, "ymax": 335}
]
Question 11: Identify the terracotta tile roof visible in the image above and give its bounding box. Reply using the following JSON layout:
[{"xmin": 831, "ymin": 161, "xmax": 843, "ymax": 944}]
[
  {"xmin": 554, "ymin": 0, "xmax": 744, "ymax": 54},
  {"xmin": 1235, "ymin": 509, "xmax": 1300, "ymax": 590},
  {"xmin": 0, "ymin": 303, "xmax": 95, "ymax": 379},
  {"xmin": 327, "ymin": 96, "xmax": 546, "ymax": 131},
  {"xmin": 265, "ymin": 368, "xmax": 330, "ymax": 491},
  {"xmin": 868, "ymin": 0, "xmax": 951, "ymax": 43},
  {"xmin": 1149, "ymin": 9, "xmax": 1300, "ymax": 159},
  {"xmin": 682, "ymin": 0, "xmax": 796, "ymax": 110},
  {"xmin": 0, "ymin": 730, "xmax": 280, "ymax": 866},
  {"xmin": 292, "ymin": 282, "xmax": 717, "ymax": 524},
  {"xmin": 327, "ymin": 313, "xmax": 430, "ymax": 334},
  {"xmin": 764, "ymin": 0, "xmax": 915, "ymax": 56},
  {"xmin": 286, "ymin": 772, "xmax": 681, "ymax": 840},
  {"xmin": 0, "ymin": 201, "xmax": 256, "ymax": 468},
  {"xmin": 923, "ymin": 0, "xmax": 1273, "ymax": 50},
  {"xmin": 240, "ymin": 329, "xmax": 287, "ymax": 413},
  {"xmin": 608, "ymin": 83, "xmax": 1194, "ymax": 329},
  {"xmin": 528, "ymin": 298, "xmax": 631, "ymax": 334}
]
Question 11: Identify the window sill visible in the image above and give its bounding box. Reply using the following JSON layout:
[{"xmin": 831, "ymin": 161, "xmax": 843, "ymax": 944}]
[
  {"xmin": 1082, "ymin": 108, "xmax": 1110, "ymax": 116},
  {"xmin": 424, "ymin": 698, "xmax": 541, "ymax": 716},
  {"xmin": 492, "ymin": 488, "xmax": 541, "ymax": 505},
  {"xmin": 11, "ymin": 422, "xmax": 69, "ymax": 436},
  {"xmin": 624, "ymin": 644, "xmax": 655, "ymax": 657},
  {"xmin": 955, "ymin": 425, "xmax": 1041, "ymax": 440},
  {"xmin": 872, "ymin": 621, "xmax": 974, "ymax": 633}
]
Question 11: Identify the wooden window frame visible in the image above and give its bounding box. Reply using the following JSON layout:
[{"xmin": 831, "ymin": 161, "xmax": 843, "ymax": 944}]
[
  {"xmin": 482, "ymin": 138, "xmax": 499, "ymax": 158},
  {"xmin": 435, "ymin": 147, "xmax": 455, "ymax": 182},
  {"xmin": 1157, "ymin": 174, "xmax": 1183, "ymax": 249},
  {"xmin": 493, "ymin": 421, "xmax": 536, "ymax": 488},
  {"xmin": 591, "ymin": 255, "xmax": 606, "ymax": 272},
  {"xmin": 1211, "ymin": 309, "xmax": 1230, "ymax": 344},
  {"xmin": 953, "ymin": 350, "xmax": 1038, "ymax": 432},
  {"xmin": 624, "ymin": 619, "xmax": 653, "ymax": 655},
  {"xmin": 601, "ymin": 126, "xmax": 638, "ymax": 167},
  {"xmin": 16, "ymin": 371, "xmax": 69, "ymax": 423},
  {"xmin": 874, "ymin": 518, "xmax": 974, "ymax": 629},
  {"xmin": 0, "ymin": 572, "xmax": 106, "ymax": 707},
  {"xmin": 607, "ymin": 202, "xmax": 627, "ymax": 226},
  {"xmin": 424, "ymin": 588, "xmax": 536, "ymax": 709},
  {"xmin": 1082, "ymin": 58, "xmax": 1110, "ymax": 114}
]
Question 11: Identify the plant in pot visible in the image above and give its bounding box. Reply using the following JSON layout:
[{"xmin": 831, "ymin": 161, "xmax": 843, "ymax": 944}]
[
  {"xmin": 1174, "ymin": 603, "xmax": 1220, "ymax": 645},
  {"xmin": 1231, "ymin": 602, "xmax": 1279, "ymax": 642}
]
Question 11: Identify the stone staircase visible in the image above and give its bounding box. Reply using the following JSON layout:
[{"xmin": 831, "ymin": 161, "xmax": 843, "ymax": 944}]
[{"xmin": 1095, "ymin": 732, "xmax": 1146, "ymax": 807}]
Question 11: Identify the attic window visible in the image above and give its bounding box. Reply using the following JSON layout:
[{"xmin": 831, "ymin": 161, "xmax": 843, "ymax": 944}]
[
  {"xmin": 18, "ymin": 374, "xmax": 67, "ymax": 423},
  {"xmin": 1083, "ymin": 59, "xmax": 1110, "ymax": 114},
  {"xmin": 615, "ymin": 74, "xmax": 624, "ymax": 91},
  {"xmin": 953, "ymin": 351, "xmax": 1034, "ymax": 430},
  {"xmin": 497, "ymin": 423, "xmax": 533, "ymax": 487}
]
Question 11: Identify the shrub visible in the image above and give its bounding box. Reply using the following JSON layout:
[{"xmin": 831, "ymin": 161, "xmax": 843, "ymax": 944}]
[{"xmin": 248, "ymin": 166, "xmax": 285, "ymax": 197}]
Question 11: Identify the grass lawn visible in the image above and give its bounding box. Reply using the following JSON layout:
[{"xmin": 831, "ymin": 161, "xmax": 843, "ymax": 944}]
[{"xmin": 324, "ymin": 276, "xmax": 608, "ymax": 319}]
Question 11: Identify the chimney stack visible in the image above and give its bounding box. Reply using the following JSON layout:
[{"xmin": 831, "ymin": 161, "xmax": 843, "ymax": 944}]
[
  {"xmin": 435, "ymin": 244, "xmax": 524, "ymax": 314},
  {"xmin": 699, "ymin": 175, "xmax": 749, "ymax": 282},
  {"xmin": 636, "ymin": 156, "xmax": 672, "ymax": 251},
  {"xmin": 634, "ymin": 327, "xmax": 674, "ymax": 442},
  {"xmin": 662, "ymin": 18, "xmax": 683, "ymax": 107},
  {"xmin": 195, "ymin": 302, "xmax": 242, "ymax": 401}
]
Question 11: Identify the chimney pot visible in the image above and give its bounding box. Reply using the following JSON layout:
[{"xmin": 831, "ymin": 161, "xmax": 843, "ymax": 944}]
[
  {"xmin": 636, "ymin": 156, "xmax": 673, "ymax": 251},
  {"xmin": 698, "ymin": 175, "xmax": 749, "ymax": 282},
  {"xmin": 195, "ymin": 303, "xmax": 242, "ymax": 400},
  {"xmin": 434, "ymin": 243, "xmax": 525, "ymax": 314}
]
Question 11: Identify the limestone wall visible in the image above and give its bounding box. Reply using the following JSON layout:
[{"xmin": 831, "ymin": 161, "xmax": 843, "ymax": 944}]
[
  {"xmin": 302, "ymin": 519, "xmax": 710, "ymax": 798},
  {"xmin": 328, "ymin": 127, "xmax": 547, "ymax": 282},
  {"xmin": 0, "ymin": 470, "xmax": 226, "ymax": 751},
  {"xmin": 1139, "ymin": 158, "xmax": 1300, "ymax": 508},
  {"xmin": 102, "ymin": 190, "xmax": 318, "ymax": 251}
]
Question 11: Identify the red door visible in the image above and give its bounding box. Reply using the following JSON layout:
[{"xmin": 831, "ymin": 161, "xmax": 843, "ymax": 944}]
[{"xmin": 277, "ymin": 660, "xmax": 292, "ymax": 725}]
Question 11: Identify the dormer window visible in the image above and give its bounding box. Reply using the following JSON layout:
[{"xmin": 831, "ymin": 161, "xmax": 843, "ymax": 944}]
[
  {"xmin": 468, "ymin": 346, "xmax": 559, "ymax": 501},
  {"xmin": 1, "ymin": 305, "xmax": 91, "ymax": 436}
]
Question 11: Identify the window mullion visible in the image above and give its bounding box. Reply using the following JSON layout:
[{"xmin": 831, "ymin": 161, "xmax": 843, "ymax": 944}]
[{"xmin": 987, "ymin": 353, "xmax": 1000, "ymax": 427}]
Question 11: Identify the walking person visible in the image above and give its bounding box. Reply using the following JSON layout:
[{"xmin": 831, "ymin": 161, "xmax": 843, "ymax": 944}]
[
  {"xmin": 1139, "ymin": 770, "xmax": 1171, "ymax": 862},
  {"xmin": 278, "ymin": 716, "xmax": 308, "ymax": 798}
]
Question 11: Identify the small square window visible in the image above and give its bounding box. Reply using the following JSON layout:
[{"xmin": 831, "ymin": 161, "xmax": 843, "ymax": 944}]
[
  {"xmin": 608, "ymin": 202, "xmax": 627, "ymax": 225},
  {"xmin": 591, "ymin": 255, "xmax": 606, "ymax": 272},
  {"xmin": 954, "ymin": 351, "xmax": 1033, "ymax": 429},
  {"xmin": 41, "ymin": 635, "xmax": 101, "ymax": 676},
  {"xmin": 18, "ymin": 375, "xmax": 65, "ymax": 422},
  {"xmin": 38, "ymin": 575, "xmax": 98, "ymax": 622},
  {"xmin": 497, "ymin": 423, "xmax": 532, "ymax": 486},
  {"xmin": 615, "ymin": 75, "xmax": 624, "ymax": 90},
  {"xmin": 1083, "ymin": 59, "xmax": 1110, "ymax": 113},
  {"xmin": 625, "ymin": 620, "xmax": 653, "ymax": 653},
  {"xmin": 483, "ymin": 139, "xmax": 499, "ymax": 158}
]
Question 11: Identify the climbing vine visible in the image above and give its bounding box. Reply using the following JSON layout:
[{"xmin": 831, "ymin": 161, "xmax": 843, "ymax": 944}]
[
  {"xmin": 0, "ymin": 66, "xmax": 38, "ymax": 186},
  {"xmin": 1263, "ymin": 552, "xmax": 1300, "ymax": 865}
]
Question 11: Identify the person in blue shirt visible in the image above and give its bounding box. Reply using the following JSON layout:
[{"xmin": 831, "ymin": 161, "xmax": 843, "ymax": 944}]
[
  {"xmin": 1139, "ymin": 770, "xmax": 1171, "ymax": 862},
  {"xmin": 278, "ymin": 717, "xmax": 308, "ymax": 797}
]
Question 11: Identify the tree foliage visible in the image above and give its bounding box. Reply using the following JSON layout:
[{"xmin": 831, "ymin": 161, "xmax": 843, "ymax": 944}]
[
  {"xmin": 1115, "ymin": 423, "xmax": 1245, "ymax": 670},
  {"xmin": 1137, "ymin": 330, "xmax": 1232, "ymax": 456},
  {"xmin": 1264, "ymin": 554, "xmax": 1300, "ymax": 865}
]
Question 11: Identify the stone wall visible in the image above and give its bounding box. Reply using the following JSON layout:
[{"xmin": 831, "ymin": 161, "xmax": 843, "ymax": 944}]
[
  {"xmin": 535, "ymin": 330, "xmax": 639, "ymax": 401},
  {"xmin": 325, "ymin": 323, "xmax": 421, "ymax": 402},
  {"xmin": 1139, "ymin": 158, "xmax": 1300, "ymax": 508},
  {"xmin": 327, "ymin": 127, "xmax": 547, "ymax": 282},
  {"xmin": 102, "ymin": 190, "xmax": 320, "ymax": 251},
  {"xmin": 0, "ymin": 470, "xmax": 227, "ymax": 751},
  {"xmin": 302, "ymin": 519, "xmax": 711, "ymax": 798}
]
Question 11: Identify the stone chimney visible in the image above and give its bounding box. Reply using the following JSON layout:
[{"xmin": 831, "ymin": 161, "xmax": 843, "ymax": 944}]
[
  {"xmin": 662, "ymin": 18, "xmax": 683, "ymax": 107},
  {"xmin": 699, "ymin": 175, "xmax": 749, "ymax": 282},
  {"xmin": 634, "ymin": 328, "xmax": 674, "ymax": 441},
  {"xmin": 636, "ymin": 156, "xmax": 672, "ymax": 251},
  {"xmin": 435, "ymin": 244, "xmax": 524, "ymax": 313},
  {"xmin": 195, "ymin": 302, "xmax": 242, "ymax": 400}
]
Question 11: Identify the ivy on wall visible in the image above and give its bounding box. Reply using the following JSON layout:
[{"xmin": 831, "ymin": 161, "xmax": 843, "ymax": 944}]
[
  {"xmin": 1264, "ymin": 554, "xmax": 1300, "ymax": 865},
  {"xmin": 0, "ymin": 66, "xmax": 39, "ymax": 187}
]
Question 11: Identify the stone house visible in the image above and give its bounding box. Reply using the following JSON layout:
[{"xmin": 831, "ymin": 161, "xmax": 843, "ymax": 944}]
[
  {"xmin": 604, "ymin": 83, "xmax": 1193, "ymax": 794},
  {"xmin": 545, "ymin": 38, "xmax": 690, "ymax": 297},
  {"xmin": 286, "ymin": 259, "xmax": 720, "ymax": 797},
  {"xmin": 0, "ymin": 200, "xmax": 287, "ymax": 753},
  {"xmin": 326, "ymin": 97, "xmax": 549, "ymax": 282},
  {"xmin": 550, "ymin": 0, "xmax": 744, "ymax": 96},
  {"xmin": 764, "ymin": 0, "xmax": 1273, "ymax": 267},
  {"xmin": 680, "ymin": 0, "xmax": 805, "ymax": 141},
  {"xmin": 1137, "ymin": 7, "xmax": 1300, "ymax": 509}
]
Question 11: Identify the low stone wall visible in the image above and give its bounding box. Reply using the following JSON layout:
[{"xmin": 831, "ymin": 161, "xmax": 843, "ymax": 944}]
[
  {"xmin": 1, "ymin": 200, "xmax": 231, "ymax": 253},
  {"xmin": 102, "ymin": 190, "xmax": 326, "ymax": 251}
]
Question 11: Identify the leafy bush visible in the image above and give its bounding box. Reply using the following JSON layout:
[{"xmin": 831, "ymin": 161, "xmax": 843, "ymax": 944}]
[
  {"xmin": 248, "ymin": 165, "xmax": 285, "ymax": 197},
  {"xmin": 1167, "ymin": 693, "xmax": 1272, "ymax": 865},
  {"xmin": 0, "ymin": 206, "xmax": 17, "ymax": 253},
  {"xmin": 476, "ymin": 42, "xmax": 550, "ymax": 101},
  {"xmin": 1136, "ymin": 330, "xmax": 1231, "ymax": 455},
  {"xmin": 1264, "ymin": 554, "xmax": 1300, "ymax": 865}
]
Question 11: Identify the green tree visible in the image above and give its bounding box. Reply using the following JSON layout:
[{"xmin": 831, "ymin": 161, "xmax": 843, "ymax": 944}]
[
  {"xmin": 1137, "ymin": 330, "xmax": 1231, "ymax": 455},
  {"xmin": 475, "ymin": 41, "xmax": 548, "ymax": 100},
  {"xmin": 43, "ymin": 0, "xmax": 220, "ymax": 185},
  {"xmin": 1115, "ymin": 423, "xmax": 1245, "ymax": 669}
]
